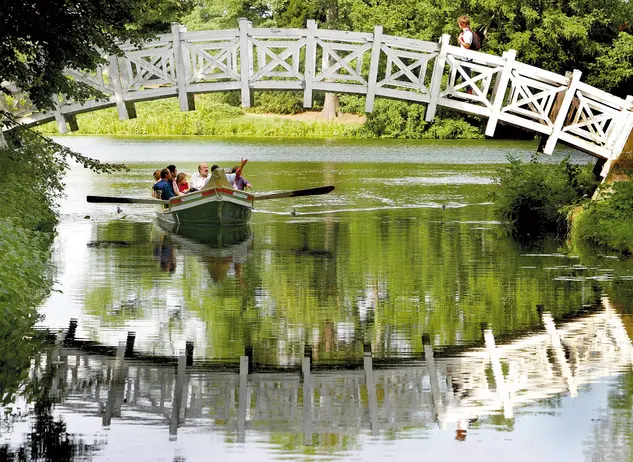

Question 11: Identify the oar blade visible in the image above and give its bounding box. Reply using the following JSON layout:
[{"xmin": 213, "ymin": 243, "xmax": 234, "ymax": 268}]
[
  {"xmin": 255, "ymin": 185, "xmax": 335, "ymax": 201},
  {"xmin": 87, "ymin": 195, "xmax": 166, "ymax": 205}
]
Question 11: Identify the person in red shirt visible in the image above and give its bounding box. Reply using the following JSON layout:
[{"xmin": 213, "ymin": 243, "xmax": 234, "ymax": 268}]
[{"xmin": 176, "ymin": 172, "xmax": 189, "ymax": 194}]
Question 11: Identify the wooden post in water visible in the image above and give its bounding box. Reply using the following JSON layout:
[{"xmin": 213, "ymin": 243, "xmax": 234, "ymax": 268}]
[
  {"xmin": 185, "ymin": 341, "xmax": 194, "ymax": 366},
  {"xmin": 125, "ymin": 332, "xmax": 135, "ymax": 358},
  {"xmin": 302, "ymin": 348, "xmax": 313, "ymax": 445},
  {"xmin": 65, "ymin": 318, "xmax": 78, "ymax": 342},
  {"xmin": 170, "ymin": 355, "xmax": 187, "ymax": 439},
  {"xmin": 103, "ymin": 342, "xmax": 126, "ymax": 427},
  {"xmin": 363, "ymin": 343, "xmax": 379, "ymax": 436},
  {"xmin": 423, "ymin": 334, "xmax": 445, "ymax": 427},
  {"xmin": 237, "ymin": 355, "xmax": 249, "ymax": 443}
]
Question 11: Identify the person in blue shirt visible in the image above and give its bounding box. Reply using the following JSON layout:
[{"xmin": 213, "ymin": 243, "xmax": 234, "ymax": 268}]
[{"xmin": 153, "ymin": 168, "xmax": 175, "ymax": 200}]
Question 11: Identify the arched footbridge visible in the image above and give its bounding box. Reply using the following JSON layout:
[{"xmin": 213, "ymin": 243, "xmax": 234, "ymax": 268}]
[{"xmin": 2, "ymin": 19, "xmax": 633, "ymax": 177}]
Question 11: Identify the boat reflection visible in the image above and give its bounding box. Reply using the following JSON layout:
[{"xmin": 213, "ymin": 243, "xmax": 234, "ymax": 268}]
[
  {"xmin": 5, "ymin": 298, "xmax": 632, "ymax": 460},
  {"xmin": 154, "ymin": 221, "xmax": 253, "ymax": 283}
]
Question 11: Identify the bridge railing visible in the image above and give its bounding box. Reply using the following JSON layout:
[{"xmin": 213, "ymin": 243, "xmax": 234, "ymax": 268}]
[{"xmin": 2, "ymin": 19, "xmax": 632, "ymax": 169}]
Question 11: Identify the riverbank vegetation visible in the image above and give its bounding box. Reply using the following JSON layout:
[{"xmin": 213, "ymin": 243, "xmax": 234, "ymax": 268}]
[
  {"xmin": 37, "ymin": 93, "xmax": 484, "ymax": 139},
  {"xmin": 572, "ymin": 181, "xmax": 633, "ymax": 255},
  {"xmin": 490, "ymin": 156, "xmax": 599, "ymax": 237}
]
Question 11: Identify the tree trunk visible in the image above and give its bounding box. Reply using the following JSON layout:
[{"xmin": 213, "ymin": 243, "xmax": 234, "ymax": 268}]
[{"xmin": 320, "ymin": 0, "xmax": 339, "ymax": 121}]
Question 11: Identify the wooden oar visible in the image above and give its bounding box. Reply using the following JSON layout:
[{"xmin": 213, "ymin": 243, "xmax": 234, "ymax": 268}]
[
  {"xmin": 86, "ymin": 186, "xmax": 335, "ymax": 205},
  {"xmin": 254, "ymin": 185, "xmax": 335, "ymax": 201},
  {"xmin": 87, "ymin": 195, "xmax": 169, "ymax": 205}
]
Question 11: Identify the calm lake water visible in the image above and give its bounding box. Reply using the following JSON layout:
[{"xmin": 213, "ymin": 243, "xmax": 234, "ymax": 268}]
[{"xmin": 2, "ymin": 136, "xmax": 633, "ymax": 461}]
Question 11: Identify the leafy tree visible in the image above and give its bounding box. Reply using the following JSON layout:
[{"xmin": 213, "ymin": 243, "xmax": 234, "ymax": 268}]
[{"xmin": 0, "ymin": 0, "xmax": 159, "ymax": 111}]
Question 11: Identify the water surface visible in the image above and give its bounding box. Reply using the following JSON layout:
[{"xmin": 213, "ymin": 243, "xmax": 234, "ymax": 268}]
[{"xmin": 2, "ymin": 137, "xmax": 632, "ymax": 461}]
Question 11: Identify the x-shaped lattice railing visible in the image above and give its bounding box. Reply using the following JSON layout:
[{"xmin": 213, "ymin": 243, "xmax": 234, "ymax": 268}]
[
  {"xmin": 562, "ymin": 92, "xmax": 621, "ymax": 146},
  {"xmin": 65, "ymin": 67, "xmax": 114, "ymax": 95},
  {"xmin": 183, "ymin": 39, "xmax": 240, "ymax": 82},
  {"xmin": 443, "ymin": 55, "xmax": 501, "ymax": 106},
  {"xmin": 501, "ymin": 71, "xmax": 567, "ymax": 127},
  {"xmin": 123, "ymin": 50, "xmax": 176, "ymax": 90},
  {"xmin": 251, "ymin": 38, "xmax": 306, "ymax": 82},
  {"xmin": 378, "ymin": 46, "xmax": 436, "ymax": 94},
  {"xmin": 315, "ymin": 40, "xmax": 372, "ymax": 84}
]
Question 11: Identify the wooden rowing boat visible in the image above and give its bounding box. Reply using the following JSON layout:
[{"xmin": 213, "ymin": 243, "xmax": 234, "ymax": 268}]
[
  {"xmin": 87, "ymin": 185, "xmax": 335, "ymax": 226},
  {"xmin": 155, "ymin": 186, "xmax": 254, "ymax": 226}
]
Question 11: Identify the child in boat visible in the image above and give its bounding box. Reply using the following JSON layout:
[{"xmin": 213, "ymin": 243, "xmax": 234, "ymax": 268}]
[{"xmin": 176, "ymin": 172, "xmax": 189, "ymax": 194}]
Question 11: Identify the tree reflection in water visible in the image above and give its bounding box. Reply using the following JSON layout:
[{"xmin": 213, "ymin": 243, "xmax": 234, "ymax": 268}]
[{"xmin": 1, "ymin": 356, "xmax": 103, "ymax": 461}]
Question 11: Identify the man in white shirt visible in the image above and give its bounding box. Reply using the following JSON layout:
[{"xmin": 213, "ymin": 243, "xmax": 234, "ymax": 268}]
[{"xmin": 189, "ymin": 163, "xmax": 210, "ymax": 191}]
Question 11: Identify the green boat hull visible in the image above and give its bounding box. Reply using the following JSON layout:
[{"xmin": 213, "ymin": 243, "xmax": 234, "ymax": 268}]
[{"xmin": 156, "ymin": 187, "xmax": 253, "ymax": 226}]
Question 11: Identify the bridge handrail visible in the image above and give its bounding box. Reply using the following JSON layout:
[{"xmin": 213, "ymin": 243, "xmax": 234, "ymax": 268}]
[{"xmin": 2, "ymin": 19, "xmax": 632, "ymax": 171}]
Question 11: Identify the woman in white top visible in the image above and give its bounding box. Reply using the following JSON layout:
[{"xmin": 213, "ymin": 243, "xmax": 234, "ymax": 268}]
[{"xmin": 457, "ymin": 15, "xmax": 474, "ymax": 94}]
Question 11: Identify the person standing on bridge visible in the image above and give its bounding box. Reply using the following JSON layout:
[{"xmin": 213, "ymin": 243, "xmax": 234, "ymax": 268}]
[{"xmin": 457, "ymin": 15, "xmax": 474, "ymax": 95}]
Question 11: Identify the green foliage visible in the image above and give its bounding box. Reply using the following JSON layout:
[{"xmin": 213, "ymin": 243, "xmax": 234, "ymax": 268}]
[
  {"xmin": 587, "ymin": 32, "xmax": 633, "ymax": 95},
  {"xmin": 0, "ymin": 129, "xmax": 124, "ymax": 406},
  {"xmin": 491, "ymin": 155, "xmax": 599, "ymax": 236},
  {"xmin": 0, "ymin": 0, "xmax": 159, "ymax": 110},
  {"xmin": 250, "ymin": 91, "xmax": 306, "ymax": 114},
  {"xmin": 339, "ymin": 95, "xmax": 482, "ymax": 139},
  {"xmin": 572, "ymin": 180, "xmax": 633, "ymax": 254}
]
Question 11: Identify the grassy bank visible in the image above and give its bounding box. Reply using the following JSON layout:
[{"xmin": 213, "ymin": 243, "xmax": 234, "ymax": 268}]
[
  {"xmin": 571, "ymin": 181, "xmax": 633, "ymax": 255},
  {"xmin": 37, "ymin": 94, "xmax": 363, "ymax": 137},
  {"xmin": 37, "ymin": 93, "xmax": 484, "ymax": 139}
]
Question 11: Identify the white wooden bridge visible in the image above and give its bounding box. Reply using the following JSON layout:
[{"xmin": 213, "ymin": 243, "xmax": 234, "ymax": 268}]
[
  {"xmin": 5, "ymin": 298, "xmax": 632, "ymax": 450},
  {"xmin": 2, "ymin": 20, "xmax": 633, "ymax": 176}
]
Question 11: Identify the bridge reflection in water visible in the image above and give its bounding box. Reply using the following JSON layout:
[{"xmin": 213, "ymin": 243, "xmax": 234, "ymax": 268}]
[{"xmin": 23, "ymin": 297, "xmax": 632, "ymax": 453}]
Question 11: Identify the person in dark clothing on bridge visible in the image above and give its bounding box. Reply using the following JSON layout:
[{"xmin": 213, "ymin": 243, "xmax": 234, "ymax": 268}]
[{"xmin": 153, "ymin": 168, "xmax": 175, "ymax": 200}]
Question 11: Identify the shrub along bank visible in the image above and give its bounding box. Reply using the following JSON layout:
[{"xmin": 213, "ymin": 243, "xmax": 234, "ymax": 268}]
[
  {"xmin": 490, "ymin": 155, "xmax": 599, "ymax": 237},
  {"xmin": 572, "ymin": 181, "xmax": 633, "ymax": 255}
]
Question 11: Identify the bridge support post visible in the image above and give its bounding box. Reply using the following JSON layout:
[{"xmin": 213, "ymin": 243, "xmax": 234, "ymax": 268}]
[
  {"xmin": 108, "ymin": 56, "xmax": 137, "ymax": 121},
  {"xmin": 239, "ymin": 19, "xmax": 254, "ymax": 108},
  {"xmin": 364, "ymin": 25, "xmax": 383, "ymax": 113},
  {"xmin": 485, "ymin": 50, "xmax": 516, "ymax": 137},
  {"xmin": 425, "ymin": 34, "xmax": 451, "ymax": 122},
  {"xmin": 171, "ymin": 23, "xmax": 195, "ymax": 112},
  {"xmin": 542, "ymin": 69, "xmax": 582, "ymax": 155},
  {"xmin": 599, "ymin": 95, "xmax": 633, "ymax": 180},
  {"xmin": 303, "ymin": 20, "xmax": 318, "ymax": 108}
]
